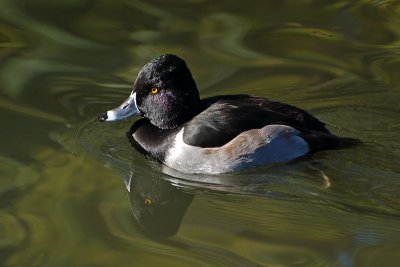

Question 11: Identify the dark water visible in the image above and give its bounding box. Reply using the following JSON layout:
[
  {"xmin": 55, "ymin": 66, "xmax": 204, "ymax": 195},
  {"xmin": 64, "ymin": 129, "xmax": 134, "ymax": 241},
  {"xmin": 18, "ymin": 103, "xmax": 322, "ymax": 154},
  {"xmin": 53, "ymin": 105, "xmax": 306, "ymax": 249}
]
[{"xmin": 1, "ymin": 1, "xmax": 400, "ymax": 266}]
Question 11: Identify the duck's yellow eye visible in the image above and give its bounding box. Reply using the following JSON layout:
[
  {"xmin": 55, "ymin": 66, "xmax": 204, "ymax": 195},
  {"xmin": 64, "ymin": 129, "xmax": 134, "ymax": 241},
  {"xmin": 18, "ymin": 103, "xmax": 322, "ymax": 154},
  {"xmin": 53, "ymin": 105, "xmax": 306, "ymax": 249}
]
[
  {"xmin": 150, "ymin": 87, "xmax": 159, "ymax": 95},
  {"xmin": 144, "ymin": 198, "xmax": 152, "ymax": 206}
]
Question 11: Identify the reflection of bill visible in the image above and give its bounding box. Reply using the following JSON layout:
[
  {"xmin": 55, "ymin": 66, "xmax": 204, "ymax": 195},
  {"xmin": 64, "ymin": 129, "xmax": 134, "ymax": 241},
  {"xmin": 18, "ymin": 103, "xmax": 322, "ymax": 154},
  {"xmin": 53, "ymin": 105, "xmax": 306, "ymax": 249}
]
[{"xmin": 125, "ymin": 172, "xmax": 194, "ymax": 238}]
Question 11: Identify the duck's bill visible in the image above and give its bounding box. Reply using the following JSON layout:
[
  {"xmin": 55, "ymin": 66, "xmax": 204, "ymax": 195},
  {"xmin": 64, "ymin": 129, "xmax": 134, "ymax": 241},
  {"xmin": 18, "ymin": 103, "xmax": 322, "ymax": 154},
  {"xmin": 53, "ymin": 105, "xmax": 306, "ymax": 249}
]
[{"xmin": 98, "ymin": 92, "xmax": 140, "ymax": 122}]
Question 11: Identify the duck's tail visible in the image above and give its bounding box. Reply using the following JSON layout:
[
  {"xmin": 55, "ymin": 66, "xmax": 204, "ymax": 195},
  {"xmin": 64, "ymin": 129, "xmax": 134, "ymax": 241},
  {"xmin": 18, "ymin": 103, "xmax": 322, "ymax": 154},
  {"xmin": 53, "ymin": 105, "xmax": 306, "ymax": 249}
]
[
  {"xmin": 336, "ymin": 136, "xmax": 361, "ymax": 148},
  {"xmin": 300, "ymin": 131, "xmax": 361, "ymax": 152}
]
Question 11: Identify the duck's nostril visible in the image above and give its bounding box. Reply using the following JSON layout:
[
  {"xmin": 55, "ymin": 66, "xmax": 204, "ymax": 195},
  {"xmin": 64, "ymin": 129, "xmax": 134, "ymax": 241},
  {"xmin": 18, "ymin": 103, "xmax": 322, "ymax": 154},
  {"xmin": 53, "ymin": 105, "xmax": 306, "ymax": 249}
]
[{"xmin": 98, "ymin": 112, "xmax": 108, "ymax": 122}]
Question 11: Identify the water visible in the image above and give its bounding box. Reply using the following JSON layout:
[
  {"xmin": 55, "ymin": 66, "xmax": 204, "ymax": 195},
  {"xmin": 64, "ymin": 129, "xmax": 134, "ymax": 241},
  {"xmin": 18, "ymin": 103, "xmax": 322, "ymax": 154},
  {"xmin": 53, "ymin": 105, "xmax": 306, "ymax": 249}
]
[{"xmin": 1, "ymin": 0, "xmax": 400, "ymax": 266}]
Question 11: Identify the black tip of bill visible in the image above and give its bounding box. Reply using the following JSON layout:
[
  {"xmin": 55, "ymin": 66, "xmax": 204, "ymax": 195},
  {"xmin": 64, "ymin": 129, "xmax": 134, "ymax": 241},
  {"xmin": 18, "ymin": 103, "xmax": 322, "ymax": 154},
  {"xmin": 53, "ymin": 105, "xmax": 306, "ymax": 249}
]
[{"xmin": 98, "ymin": 112, "xmax": 108, "ymax": 122}]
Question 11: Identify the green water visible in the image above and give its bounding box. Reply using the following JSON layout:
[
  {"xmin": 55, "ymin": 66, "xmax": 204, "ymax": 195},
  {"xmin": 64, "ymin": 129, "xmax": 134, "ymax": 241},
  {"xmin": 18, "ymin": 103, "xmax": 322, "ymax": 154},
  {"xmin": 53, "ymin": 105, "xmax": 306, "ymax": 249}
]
[{"xmin": 1, "ymin": 0, "xmax": 400, "ymax": 266}]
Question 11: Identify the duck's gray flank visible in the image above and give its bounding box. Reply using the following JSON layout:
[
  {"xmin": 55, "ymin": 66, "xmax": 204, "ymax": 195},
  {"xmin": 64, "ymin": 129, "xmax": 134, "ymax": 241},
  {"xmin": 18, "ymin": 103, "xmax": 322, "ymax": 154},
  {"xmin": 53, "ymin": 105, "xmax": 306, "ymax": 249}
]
[{"xmin": 164, "ymin": 124, "xmax": 309, "ymax": 174}]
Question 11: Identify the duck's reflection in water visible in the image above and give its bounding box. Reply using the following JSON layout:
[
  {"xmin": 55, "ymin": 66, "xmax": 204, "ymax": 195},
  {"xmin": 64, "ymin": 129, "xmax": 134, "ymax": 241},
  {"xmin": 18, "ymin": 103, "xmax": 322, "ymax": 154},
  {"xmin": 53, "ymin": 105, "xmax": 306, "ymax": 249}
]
[
  {"xmin": 124, "ymin": 170, "xmax": 194, "ymax": 238},
  {"xmin": 121, "ymin": 160, "xmax": 331, "ymax": 238},
  {"xmin": 122, "ymin": 163, "xmax": 288, "ymax": 238}
]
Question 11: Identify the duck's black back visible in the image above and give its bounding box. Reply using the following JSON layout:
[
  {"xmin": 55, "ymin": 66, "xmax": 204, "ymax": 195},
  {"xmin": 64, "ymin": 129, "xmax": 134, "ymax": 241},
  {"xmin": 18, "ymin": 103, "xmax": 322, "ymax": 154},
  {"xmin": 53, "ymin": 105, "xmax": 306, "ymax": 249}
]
[{"xmin": 182, "ymin": 95, "xmax": 330, "ymax": 148}]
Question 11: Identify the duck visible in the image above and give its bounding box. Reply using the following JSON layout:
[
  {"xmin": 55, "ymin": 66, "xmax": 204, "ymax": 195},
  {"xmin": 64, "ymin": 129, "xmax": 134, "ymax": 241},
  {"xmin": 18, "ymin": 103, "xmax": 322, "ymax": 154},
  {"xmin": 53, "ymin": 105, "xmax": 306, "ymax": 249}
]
[{"xmin": 99, "ymin": 54, "xmax": 358, "ymax": 174}]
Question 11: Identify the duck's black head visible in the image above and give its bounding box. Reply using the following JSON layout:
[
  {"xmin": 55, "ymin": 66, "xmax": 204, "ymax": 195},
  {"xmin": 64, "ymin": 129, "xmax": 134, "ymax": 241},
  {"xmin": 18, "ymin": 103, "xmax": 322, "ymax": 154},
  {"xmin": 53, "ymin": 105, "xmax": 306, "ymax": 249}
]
[{"xmin": 99, "ymin": 54, "xmax": 201, "ymax": 129}]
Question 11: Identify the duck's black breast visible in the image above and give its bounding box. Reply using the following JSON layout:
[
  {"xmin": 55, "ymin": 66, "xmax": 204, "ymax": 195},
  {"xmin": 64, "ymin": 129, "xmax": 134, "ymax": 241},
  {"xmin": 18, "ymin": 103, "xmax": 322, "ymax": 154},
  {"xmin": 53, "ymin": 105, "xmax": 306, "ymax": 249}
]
[
  {"xmin": 182, "ymin": 95, "xmax": 329, "ymax": 148},
  {"xmin": 128, "ymin": 118, "xmax": 180, "ymax": 161}
]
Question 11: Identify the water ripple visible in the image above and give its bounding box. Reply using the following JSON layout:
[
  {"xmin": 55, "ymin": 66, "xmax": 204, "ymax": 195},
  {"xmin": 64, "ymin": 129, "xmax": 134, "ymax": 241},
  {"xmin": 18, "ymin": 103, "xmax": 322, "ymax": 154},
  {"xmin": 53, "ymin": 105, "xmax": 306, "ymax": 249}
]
[{"xmin": 2, "ymin": 0, "xmax": 400, "ymax": 266}]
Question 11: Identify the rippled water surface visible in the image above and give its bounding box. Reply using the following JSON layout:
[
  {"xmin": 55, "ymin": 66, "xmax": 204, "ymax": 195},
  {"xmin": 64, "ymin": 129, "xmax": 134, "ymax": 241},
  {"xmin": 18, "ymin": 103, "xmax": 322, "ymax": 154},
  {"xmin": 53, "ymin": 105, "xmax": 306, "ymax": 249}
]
[{"xmin": 1, "ymin": 1, "xmax": 400, "ymax": 266}]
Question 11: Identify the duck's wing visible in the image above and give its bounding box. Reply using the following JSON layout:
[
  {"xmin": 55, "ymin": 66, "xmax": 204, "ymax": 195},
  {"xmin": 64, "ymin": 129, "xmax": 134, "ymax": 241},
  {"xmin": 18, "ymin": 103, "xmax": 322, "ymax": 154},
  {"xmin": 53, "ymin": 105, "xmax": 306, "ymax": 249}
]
[{"xmin": 182, "ymin": 95, "xmax": 329, "ymax": 148}]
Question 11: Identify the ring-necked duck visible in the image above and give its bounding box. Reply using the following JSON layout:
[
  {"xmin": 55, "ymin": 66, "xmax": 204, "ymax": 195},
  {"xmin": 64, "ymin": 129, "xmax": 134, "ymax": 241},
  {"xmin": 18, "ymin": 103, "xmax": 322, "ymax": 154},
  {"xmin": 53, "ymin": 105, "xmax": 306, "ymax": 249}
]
[{"xmin": 99, "ymin": 54, "xmax": 358, "ymax": 174}]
